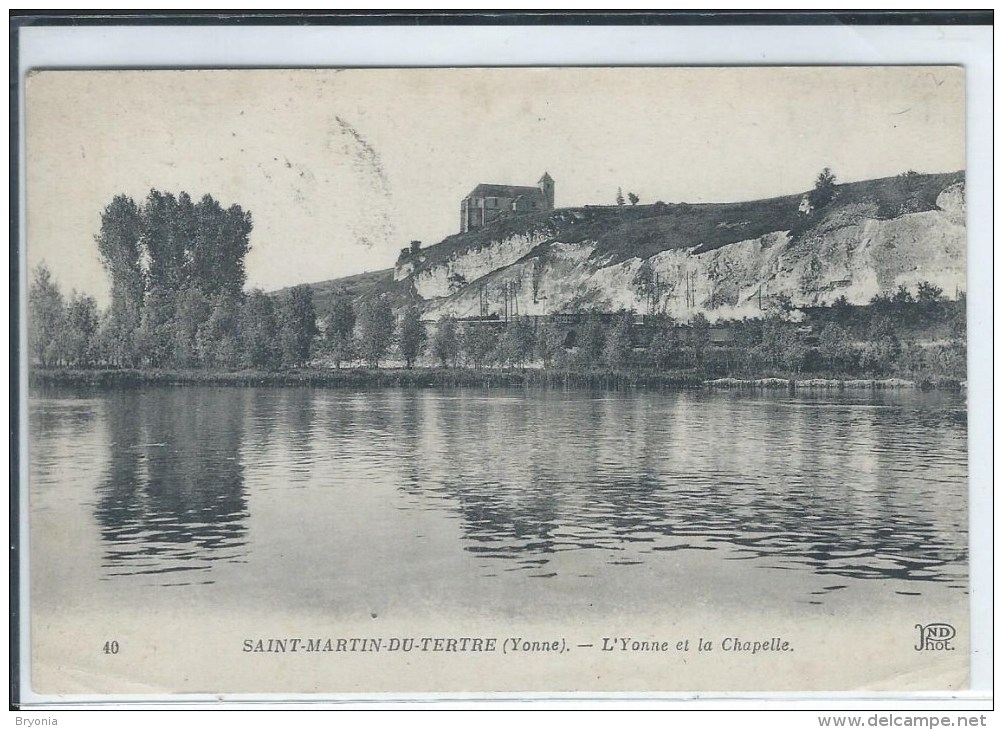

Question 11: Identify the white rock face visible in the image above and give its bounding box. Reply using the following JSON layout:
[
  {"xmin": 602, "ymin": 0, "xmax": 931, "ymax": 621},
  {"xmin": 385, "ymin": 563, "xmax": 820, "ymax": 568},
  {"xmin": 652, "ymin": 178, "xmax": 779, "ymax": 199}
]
[
  {"xmin": 407, "ymin": 231, "xmax": 552, "ymax": 300},
  {"xmin": 936, "ymin": 182, "xmax": 966, "ymax": 224},
  {"xmin": 418, "ymin": 185, "xmax": 966, "ymax": 322},
  {"xmin": 393, "ymin": 260, "xmax": 416, "ymax": 281}
]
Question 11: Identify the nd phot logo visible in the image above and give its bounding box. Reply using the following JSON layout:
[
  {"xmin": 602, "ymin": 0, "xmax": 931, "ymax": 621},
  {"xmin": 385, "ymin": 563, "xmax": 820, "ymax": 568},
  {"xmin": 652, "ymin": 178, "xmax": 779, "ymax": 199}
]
[{"xmin": 914, "ymin": 623, "xmax": 956, "ymax": 651}]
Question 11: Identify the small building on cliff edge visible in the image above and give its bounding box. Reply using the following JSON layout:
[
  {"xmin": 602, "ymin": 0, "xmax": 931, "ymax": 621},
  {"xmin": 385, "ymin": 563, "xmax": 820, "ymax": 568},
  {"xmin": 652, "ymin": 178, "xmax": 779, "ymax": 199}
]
[{"xmin": 460, "ymin": 173, "xmax": 554, "ymax": 233}]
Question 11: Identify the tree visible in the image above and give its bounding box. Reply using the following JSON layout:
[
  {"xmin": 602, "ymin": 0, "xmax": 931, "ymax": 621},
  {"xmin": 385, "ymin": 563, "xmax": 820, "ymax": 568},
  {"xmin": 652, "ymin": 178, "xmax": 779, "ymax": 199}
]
[
  {"xmin": 758, "ymin": 313, "xmax": 786, "ymax": 371},
  {"xmin": 535, "ymin": 320, "xmax": 565, "ymax": 368},
  {"xmin": 96, "ymin": 195, "xmax": 144, "ymax": 366},
  {"xmin": 894, "ymin": 170, "xmax": 923, "ymax": 214},
  {"xmin": 409, "ymin": 240, "xmax": 422, "ymax": 254},
  {"xmin": 891, "ymin": 285, "xmax": 915, "ymax": 304},
  {"xmin": 135, "ymin": 287, "xmax": 176, "ymax": 368},
  {"xmin": 648, "ymin": 316, "xmax": 676, "ymax": 370},
  {"xmin": 899, "ymin": 338, "xmax": 927, "ymax": 376},
  {"xmin": 461, "ymin": 323, "xmax": 498, "ymax": 370},
  {"xmin": 92, "ymin": 310, "xmax": 118, "ymax": 367},
  {"xmin": 917, "ymin": 281, "xmax": 945, "ymax": 305},
  {"xmin": 780, "ymin": 327, "xmax": 810, "ymax": 374},
  {"xmin": 241, "ymin": 289, "xmax": 282, "ymax": 370},
  {"xmin": 172, "ymin": 192, "xmax": 199, "ymax": 285},
  {"xmin": 99, "ymin": 305, "xmax": 141, "ymax": 368},
  {"xmin": 575, "ymin": 317, "xmax": 607, "ymax": 368},
  {"xmin": 96, "ymin": 195, "xmax": 144, "ymax": 307},
  {"xmin": 627, "ymin": 192, "xmax": 640, "ymax": 206},
  {"xmin": 197, "ymin": 293, "xmax": 242, "ymax": 369},
  {"xmin": 690, "ymin": 312, "xmax": 711, "ymax": 366},
  {"xmin": 868, "ymin": 292, "xmax": 894, "ymax": 321},
  {"xmin": 28, "ymin": 264, "xmax": 65, "ymax": 368},
  {"xmin": 758, "ymin": 312, "xmax": 811, "ymax": 373},
  {"xmin": 356, "ymin": 297, "xmax": 396, "ymax": 368},
  {"xmin": 324, "ymin": 295, "xmax": 357, "ymax": 369},
  {"xmin": 93, "ymin": 189, "xmax": 254, "ymax": 369},
  {"xmin": 809, "ymin": 167, "xmax": 837, "ymax": 209},
  {"xmin": 602, "ymin": 312, "xmax": 633, "ymax": 369},
  {"xmin": 139, "ymin": 189, "xmax": 253, "ymax": 298},
  {"xmin": 817, "ymin": 322, "xmax": 854, "ymax": 372},
  {"xmin": 397, "ymin": 306, "xmax": 427, "ymax": 368},
  {"xmin": 497, "ymin": 316, "xmax": 536, "ymax": 369},
  {"xmin": 171, "ymin": 285, "xmax": 210, "ymax": 367},
  {"xmin": 279, "ymin": 285, "xmax": 319, "ymax": 367},
  {"xmin": 142, "ymin": 190, "xmax": 187, "ymax": 293},
  {"xmin": 934, "ymin": 336, "xmax": 966, "ymax": 381},
  {"xmin": 430, "ymin": 315, "xmax": 461, "ymax": 368},
  {"xmin": 190, "ymin": 194, "xmax": 253, "ymax": 298},
  {"xmin": 859, "ymin": 314, "xmax": 901, "ymax": 374},
  {"xmin": 62, "ymin": 291, "xmax": 100, "ymax": 367},
  {"xmin": 615, "ymin": 187, "xmax": 625, "ymax": 207}
]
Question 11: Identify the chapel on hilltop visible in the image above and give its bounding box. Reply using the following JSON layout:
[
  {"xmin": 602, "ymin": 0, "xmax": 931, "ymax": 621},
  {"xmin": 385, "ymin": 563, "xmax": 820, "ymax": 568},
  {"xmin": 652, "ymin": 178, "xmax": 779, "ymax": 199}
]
[{"xmin": 460, "ymin": 173, "xmax": 554, "ymax": 233}]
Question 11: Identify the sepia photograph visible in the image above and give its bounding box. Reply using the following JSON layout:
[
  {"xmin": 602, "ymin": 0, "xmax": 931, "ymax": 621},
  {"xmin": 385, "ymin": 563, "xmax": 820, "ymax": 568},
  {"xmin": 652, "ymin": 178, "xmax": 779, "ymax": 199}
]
[{"xmin": 22, "ymin": 64, "xmax": 974, "ymax": 698}]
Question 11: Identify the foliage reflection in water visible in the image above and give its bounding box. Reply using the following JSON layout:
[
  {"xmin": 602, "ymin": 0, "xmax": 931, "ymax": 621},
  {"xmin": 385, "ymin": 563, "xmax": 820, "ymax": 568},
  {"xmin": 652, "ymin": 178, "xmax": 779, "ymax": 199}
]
[{"xmin": 29, "ymin": 387, "xmax": 968, "ymax": 602}]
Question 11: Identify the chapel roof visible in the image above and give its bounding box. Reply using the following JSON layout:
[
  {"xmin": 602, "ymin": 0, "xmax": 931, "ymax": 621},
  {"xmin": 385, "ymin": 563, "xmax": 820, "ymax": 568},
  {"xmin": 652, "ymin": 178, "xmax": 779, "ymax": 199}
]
[{"xmin": 465, "ymin": 183, "xmax": 545, "ymax": 200}]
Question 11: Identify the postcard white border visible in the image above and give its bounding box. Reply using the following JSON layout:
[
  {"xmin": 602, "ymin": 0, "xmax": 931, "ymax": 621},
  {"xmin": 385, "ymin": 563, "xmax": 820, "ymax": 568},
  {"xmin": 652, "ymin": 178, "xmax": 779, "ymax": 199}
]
[{"xmin": 14, "ymin": 21, "xmax": 994, "ymax": 711}]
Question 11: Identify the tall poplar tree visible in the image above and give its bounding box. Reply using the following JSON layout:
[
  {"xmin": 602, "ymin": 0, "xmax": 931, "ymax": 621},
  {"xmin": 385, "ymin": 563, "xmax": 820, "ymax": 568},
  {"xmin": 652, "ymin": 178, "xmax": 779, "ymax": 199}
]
[
  {"xmin": 324, "ymin": 295, "xmax": 357, "ymax": 369},
  {"xmin": 397, "ymin": 306, "xmax": 426, "ymax": 368},
  {"xmin": 280, "ymin": 285, "xmax": 319, "ymax": 367},
  {"xmin": 357, "ymin": 297, "xmax": 396, "ymax": 368},
  {"xmin": 95, "ymin": 195, "xmax": 143, "ymax": 366}
]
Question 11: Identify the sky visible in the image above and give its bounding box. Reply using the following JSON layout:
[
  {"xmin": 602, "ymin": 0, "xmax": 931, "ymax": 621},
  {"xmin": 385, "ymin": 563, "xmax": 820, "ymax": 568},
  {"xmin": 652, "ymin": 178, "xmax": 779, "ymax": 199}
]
[{"xmin": 26, "ymin": 67, "xmax": 965, "ymax": 305}]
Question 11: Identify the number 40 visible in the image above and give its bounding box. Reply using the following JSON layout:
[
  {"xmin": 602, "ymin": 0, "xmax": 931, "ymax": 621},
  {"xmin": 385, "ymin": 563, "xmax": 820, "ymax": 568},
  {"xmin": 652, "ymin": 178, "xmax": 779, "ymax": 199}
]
[{"xmin": 102, "ymin": 641, "xmax": 119, "ymax": 655}]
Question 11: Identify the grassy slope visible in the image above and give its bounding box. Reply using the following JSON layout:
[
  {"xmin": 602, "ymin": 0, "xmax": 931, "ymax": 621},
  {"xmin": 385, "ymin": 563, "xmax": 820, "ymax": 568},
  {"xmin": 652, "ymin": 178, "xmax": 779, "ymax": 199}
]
[
  {"xmin": 577, "ymin": 170, "xmax": 963, "ymax": 263},
  {"xmin": 273, "ymin": 267, "xmax": 417, "ymax": 316},
  {"xmin": 296, "ymin": 171, "xmax": 964, "ymax": 305}
]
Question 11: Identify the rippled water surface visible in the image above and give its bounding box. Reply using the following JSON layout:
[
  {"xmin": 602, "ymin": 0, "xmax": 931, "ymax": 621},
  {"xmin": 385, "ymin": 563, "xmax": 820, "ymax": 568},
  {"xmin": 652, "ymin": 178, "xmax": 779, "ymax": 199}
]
[{"xmin": 29, "ymin": 386, "xmax": 968, "ymax": 617}]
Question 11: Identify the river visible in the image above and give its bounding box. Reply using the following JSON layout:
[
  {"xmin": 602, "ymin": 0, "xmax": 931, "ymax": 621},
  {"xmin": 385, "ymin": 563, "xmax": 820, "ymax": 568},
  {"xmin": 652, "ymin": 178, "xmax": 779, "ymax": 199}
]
[{"xmin": 26, "ymin": 385, "xmax": 969, "ymax": 693}]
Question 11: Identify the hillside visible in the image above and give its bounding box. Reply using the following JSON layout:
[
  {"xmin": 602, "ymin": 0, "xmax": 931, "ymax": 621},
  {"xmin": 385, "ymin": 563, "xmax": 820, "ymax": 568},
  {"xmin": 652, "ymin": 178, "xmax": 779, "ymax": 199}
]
[
  {"xmin": 303, "ymin": 170, "xmax": 966, "ymax": 322},
  {"xmin": 274, "ymin": 267, "xmax": 415, "ymax": 316}
]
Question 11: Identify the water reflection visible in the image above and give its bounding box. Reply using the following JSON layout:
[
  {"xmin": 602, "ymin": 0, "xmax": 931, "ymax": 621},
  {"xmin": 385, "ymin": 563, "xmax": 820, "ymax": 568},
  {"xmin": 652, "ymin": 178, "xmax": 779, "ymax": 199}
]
[
  {"xmin": 94, "ymin": 389, "xmax": 249, "ymax": 583},
  {"xmin": 396, "ymin": 391, "xmax": 968, "ymax": 586},
  {"xmin": 31, "ymin": 386, "xmax": 968, "ymax": 596}
]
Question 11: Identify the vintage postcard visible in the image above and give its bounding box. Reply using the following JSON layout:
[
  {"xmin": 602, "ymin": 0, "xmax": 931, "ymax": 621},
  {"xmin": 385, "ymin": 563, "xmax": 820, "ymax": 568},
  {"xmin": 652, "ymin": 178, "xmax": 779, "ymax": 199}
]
[{"xmin": 23, "ymin": 66, "xmax": 973, "ymax": 698}]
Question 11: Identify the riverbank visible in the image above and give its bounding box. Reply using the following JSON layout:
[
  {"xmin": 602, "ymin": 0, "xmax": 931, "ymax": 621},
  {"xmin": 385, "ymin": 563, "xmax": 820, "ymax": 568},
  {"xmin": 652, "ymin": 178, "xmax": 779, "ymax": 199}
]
[
  {"xmin": 28, "ymin": 368, "xmax": 965, "ymax": 391},
  {"xmin": 703, "ymin": 376, "xmax": 965, "ymax": 391},
  {"xmin": 28, "ymin": 367, "xmax": 704, "ymax": 390}
]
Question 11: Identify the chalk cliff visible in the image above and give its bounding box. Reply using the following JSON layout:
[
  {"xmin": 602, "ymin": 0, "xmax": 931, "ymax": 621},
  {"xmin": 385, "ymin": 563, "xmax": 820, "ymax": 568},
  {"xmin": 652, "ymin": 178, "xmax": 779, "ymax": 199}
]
[{"xmin": 389, "ymin": 172, "xmax": 965, "ymax": 322}]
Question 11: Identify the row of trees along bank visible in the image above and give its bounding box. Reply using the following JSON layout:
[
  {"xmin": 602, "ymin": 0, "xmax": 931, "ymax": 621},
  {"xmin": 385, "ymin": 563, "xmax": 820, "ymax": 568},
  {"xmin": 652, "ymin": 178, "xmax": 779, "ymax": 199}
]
[
  {"xmin": 310, "ymin": 292, "xmax": 964, "ymax": 383},
  {"xmin": 29, "ymin": 261, "xmax": 325, "ymax": 371},
  {"xmin": 31, "ymin": 260, "xmax": 966, "ymax": 384}
]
